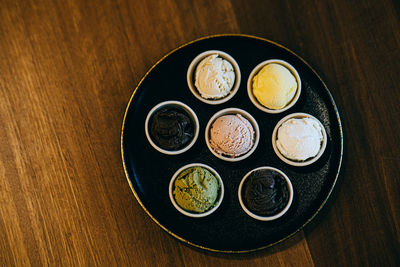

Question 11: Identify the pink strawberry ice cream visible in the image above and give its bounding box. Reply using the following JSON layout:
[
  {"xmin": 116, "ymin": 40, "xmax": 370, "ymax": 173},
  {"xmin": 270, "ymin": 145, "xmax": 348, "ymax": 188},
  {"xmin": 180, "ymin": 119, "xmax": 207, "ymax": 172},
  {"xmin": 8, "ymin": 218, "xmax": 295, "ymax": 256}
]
[{"xmin": 209, "ymin": 114, "xmax": 255, "ymax": 158}]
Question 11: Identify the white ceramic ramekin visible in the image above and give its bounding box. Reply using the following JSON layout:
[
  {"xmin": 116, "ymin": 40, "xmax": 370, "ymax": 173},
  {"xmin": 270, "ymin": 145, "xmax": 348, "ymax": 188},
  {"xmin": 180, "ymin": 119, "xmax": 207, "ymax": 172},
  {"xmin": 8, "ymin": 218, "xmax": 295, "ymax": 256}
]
[
  {"xmin": 272, "ymin": 112, "xmax": 327, "ymax": 166},
  {"xmin": 205, "ymin": 108, "xmax": 260, "ymax": 162},
  {"xmin": 247, "ymin": 59, "xmax": 301, "ymax": 113},
  {"xmin": 145, "ymin": 100, "xmax": 199, "ymax": 155},
  {"xmin": 238, "ymin": 166, "xmax": 293, "ymax": 221},
  {"xmin": 169, "ymin": 163, "xmax": 224, "ymax": 218},
  {"xmin": 187, "ymin": 50, "xmax": 241, "ymax": 105}
]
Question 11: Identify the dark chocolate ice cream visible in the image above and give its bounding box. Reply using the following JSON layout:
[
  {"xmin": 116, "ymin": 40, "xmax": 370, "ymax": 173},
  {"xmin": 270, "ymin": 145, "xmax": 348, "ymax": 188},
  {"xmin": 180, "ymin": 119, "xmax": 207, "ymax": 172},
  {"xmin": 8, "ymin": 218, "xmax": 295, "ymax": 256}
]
[
  {"xmin": 149, "ymin": 107, "xmax": 194, "ymax": 151},
  {"xmin": 242, "ymin": 169, "xmax": 289, "ymax": 217}
]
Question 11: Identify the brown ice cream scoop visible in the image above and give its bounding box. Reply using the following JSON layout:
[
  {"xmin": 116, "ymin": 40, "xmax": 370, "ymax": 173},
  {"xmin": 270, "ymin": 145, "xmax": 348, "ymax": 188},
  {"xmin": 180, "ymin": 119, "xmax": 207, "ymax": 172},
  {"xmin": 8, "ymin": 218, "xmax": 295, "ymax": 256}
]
[{"xmin": 209, "ymin": 114, "xmax": 254, "ymax": 158}]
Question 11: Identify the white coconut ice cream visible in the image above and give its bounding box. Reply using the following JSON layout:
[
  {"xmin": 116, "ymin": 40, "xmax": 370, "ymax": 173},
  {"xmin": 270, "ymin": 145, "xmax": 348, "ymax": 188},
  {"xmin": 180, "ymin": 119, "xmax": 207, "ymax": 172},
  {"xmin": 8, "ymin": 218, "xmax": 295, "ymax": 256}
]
[
  {"xmin": 194, "ymin": 54, "xmax": 235, "ymax": 99},
  {"xmin": 276, "ymin": 117, "xmax": 323, "ymax": 161}
]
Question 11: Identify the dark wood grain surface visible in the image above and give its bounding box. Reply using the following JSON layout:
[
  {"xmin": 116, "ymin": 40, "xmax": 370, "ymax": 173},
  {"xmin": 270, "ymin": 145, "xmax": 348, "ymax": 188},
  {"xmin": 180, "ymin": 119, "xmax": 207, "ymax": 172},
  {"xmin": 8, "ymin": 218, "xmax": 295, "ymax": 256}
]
[{"xmin": 0, "ymin": 0, "xmax": 399, "ymax": 266}]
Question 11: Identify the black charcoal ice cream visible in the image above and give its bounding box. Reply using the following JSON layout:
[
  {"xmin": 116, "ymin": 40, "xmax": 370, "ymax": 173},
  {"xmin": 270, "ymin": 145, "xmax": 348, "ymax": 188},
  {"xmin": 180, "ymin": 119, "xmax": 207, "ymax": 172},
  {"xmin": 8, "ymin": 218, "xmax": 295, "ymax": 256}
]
[
  {"xmin": 242, "ymin": 169, "xmax": 290, "ymax": 217},
  {"xmin": 149, "ymin": 107, "xmax": 194, "ymax": 151}
]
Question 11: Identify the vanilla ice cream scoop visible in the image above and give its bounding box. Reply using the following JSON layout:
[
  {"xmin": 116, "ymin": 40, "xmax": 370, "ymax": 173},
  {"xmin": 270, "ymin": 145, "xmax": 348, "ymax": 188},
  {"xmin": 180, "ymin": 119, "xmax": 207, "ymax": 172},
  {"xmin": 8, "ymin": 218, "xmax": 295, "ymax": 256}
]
[
  {"xmin": 195, "ymin": 54, "xmax": 235, "ymax": 99},
  {"xmin": 252, "ymin": 63, "xmax": 297, "ymax": 109},
  {"xmin": 209, "ymin": 114, "xmax": 254, "ymax": 157},
  {"xmin": 276, "ymin": 117, "xmax": 323, "ymax": 161}
]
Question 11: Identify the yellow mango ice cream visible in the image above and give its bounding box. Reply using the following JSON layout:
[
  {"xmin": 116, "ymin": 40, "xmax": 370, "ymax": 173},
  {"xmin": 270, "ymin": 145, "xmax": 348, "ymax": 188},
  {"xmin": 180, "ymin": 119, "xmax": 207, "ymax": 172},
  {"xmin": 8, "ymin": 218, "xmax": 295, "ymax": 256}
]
[{"xmin": 252, "ymin": 63, "xmax": 297, "ymax": 109}]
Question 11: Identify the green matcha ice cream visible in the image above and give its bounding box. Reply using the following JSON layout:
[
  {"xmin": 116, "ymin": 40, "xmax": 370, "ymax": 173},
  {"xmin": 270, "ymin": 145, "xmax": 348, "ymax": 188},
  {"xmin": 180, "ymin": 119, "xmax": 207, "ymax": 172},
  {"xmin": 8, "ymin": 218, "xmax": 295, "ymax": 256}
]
[{"xmin": 173, "ymin": 166, "xmax": 220, "ymax": 213}]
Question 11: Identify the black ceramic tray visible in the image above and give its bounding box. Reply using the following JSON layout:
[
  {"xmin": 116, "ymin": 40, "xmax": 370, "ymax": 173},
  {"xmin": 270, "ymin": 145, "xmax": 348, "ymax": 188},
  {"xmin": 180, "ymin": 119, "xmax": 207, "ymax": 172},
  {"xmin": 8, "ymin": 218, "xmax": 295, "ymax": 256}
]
[{"xmin": 121, "ymin": 34, "xmax": 343, "ymax": 253}]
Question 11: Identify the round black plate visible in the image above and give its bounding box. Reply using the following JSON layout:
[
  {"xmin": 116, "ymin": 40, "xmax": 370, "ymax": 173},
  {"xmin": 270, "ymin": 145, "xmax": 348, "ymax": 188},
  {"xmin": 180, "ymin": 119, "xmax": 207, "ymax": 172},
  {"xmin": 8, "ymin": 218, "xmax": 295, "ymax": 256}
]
[{"xmin": 121, "ymin": 34, "xmax": 343, "ymax": 253}]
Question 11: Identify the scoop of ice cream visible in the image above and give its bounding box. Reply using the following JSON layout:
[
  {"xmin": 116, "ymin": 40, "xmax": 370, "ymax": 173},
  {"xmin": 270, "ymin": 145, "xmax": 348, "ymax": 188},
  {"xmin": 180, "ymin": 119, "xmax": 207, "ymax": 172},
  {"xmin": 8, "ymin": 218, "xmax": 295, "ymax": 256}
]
[
  {"xmin": 276, "ymin": 117, "xmax": 323, "ymax": 161},
  {"xmin": 149, "ymin": 107, "xmax": 194, "ymax": 151},
  {"xmin": 242, "ymin": 169, "xmax": 290, "ymax": 216},
  {"xmin": 252, "ymin": 63, "xmax": 297, "ymax": 109},
  {"xmin": 195, "ymin": 54, "xmax": 235, "ymax": 99},
  {"xmin": 173, "ymin": 166, "xmax": 219, "ymax": 213},
  {"xmin": 209, "ymin": 114, "xmax": 254, "ymax": 158}
]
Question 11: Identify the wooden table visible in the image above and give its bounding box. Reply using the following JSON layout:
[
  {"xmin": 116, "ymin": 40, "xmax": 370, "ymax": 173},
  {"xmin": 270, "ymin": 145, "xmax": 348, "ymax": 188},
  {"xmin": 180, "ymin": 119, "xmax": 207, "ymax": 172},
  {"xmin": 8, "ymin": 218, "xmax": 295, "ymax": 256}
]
[{"xmin": 1, "ymin": 0, "xmax": 399, "ymax": 265}]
